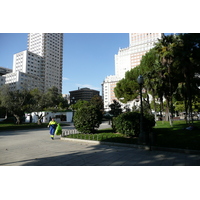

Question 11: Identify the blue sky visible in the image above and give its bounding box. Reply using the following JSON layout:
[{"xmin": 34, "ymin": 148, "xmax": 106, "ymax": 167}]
[{"xmin": 0, "ymin": 33, "xmax": 129, "ymax": 95}]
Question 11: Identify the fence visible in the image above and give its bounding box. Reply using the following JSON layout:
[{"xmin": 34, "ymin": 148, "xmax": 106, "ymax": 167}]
[{"xmin": 62, "ymin": 129, "xmax": 81, "ymax": 137}]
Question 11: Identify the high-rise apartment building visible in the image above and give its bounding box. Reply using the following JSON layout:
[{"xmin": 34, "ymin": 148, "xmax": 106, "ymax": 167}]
[
  {"xmin": 3, "ymin": 33, "xmax": 63, "ymax": 93},
  {"xmin": 102, "ymin": 75, "xmax": 121, "ymax": 110},
  {"xmin": 102, "ymin": 33, "xmax": 162, "ymax": 111},
  {"xmin": 0, "ymin": 66, "xmax": 12, "ymax": 87},
  {"xmin": 27, "ymin": 33, "xmax": 63, "ymax": 92}
]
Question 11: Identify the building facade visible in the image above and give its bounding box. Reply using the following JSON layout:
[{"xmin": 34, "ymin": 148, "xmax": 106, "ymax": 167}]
[
  {"xmin": 0, "ymin": 67, "xmax": 12, "ymax": 87},
  {"xmin": 27, "ymin": 33, "xmax": 63, "ymax": 93},
  {"xmin": 4, "ymin": 71, "xmax": 43, "ymax": 91},
  {"xmin": 2, "ymin": 33, "xmax": 63, "ymax": 93},
  {"xmin": 102, "ymin": 75, "xmax": 121, "ymax": 111},
  {"xmin": 102, "ymin": 33, "xmax": 162, "ymax": 111},
  {"xmin": 69, "ymin": 87, "xmax": 100, "ymax": 103}
]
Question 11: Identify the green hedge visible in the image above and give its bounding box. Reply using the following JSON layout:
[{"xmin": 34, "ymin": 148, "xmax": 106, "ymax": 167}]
[
  {"xmin": 73, "ymin": 105, "xmax": 102, "ymax": 133},
  {"xmin": 113, "ymin": 112, "xmax": 155, "ymax": 137}
]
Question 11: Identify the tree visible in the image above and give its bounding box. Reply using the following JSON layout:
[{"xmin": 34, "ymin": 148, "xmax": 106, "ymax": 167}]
[
  {"xmin": 0, "ymin": 86, "xmax": 33, "ymax": 124},
  {"xmin": 72, "ymin": 96, "xmax": 103, "ymax": 134},
  {"xmin": 29, "ymin": 88, "xmax": 49, "ymax": 125},
  {"xmin": 114, "ymin": 34, "xmax": 200, "ymax": 126},
  {"xmin": 109, "ymin": 100, "xmax": 122, "ymax": 117},
  {"xmin": 45, "ymin": 86, "xmax": 63, "ymax": 109},
  {"xmin": 114, "ymin": 67, "xmax": 140, "ymax": 103},
  {"xmin": 70, "ymin": 100, "xmax": 89, "ymax": 111},
  {"xmin": 139, "ymin": 48, "xmax": 163, "ymax": 117},
  {"xmin": 73, "ymin": 105, "xmax": 102, "ymax": 133},
  {"xmin": 154, "ymin": 34, "xmax": 180, "ymax": 126},
  {"xmin": 173, "ymin": 33, "xmax": 200, "ymax": 124},
  {"xmin": 90, "ymin": 95, "xmax": 104, "ymax": 111},
  {"xmin": 30, "ymin": 87, "xmax": 69, "ymax": 124}
]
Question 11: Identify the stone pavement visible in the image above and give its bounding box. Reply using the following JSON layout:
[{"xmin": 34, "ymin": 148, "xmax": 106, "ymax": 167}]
[{"xmin": 1, "ymin": 124, "xmax": 200, "ymax": 166}]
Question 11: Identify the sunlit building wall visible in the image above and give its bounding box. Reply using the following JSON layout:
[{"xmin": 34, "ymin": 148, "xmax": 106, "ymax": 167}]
[
  {"xmin": 3, "ymin": 33, "xmax": 63, "ymax": 93},
  {"xmin": 102, "ymin": 33, "xmax": 162, "ymax": 111}
]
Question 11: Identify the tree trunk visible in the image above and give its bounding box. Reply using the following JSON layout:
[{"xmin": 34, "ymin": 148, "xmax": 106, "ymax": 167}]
[
  {"xmin": 13, "ymin": 114, "xmax": 21, "ymax": 124},
  {"xmin": 146, "ymin": 93, "xmax": 152, "ymax": 114},
  {"xmin": 166, "ymin": 98, "xmax": 173, "ymax": 126},
  {"xmin": 37, "ymin": 118, "xmax": 42, "ymax": 125},
  {"xmin": 160, "ymin": 96, "xmax": 164, "ymax": 124},
  {"xmin": 152, "ymin": 92, "xmax": 157, "ymax": 124},
  {"xmin": 34, "ymin": 112, "xmax": 47, "ymax": 125}
]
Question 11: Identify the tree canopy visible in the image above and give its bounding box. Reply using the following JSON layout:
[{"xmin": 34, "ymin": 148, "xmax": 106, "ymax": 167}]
[
  {"xmin": 0, "ymin": 86, "xmax": 69, "ymax": 124},
  {"xmin": 73, "ymin": 95, "xmax": 103, "ymax": 133},
  {"xmin": 114, "ymin": 33, "xmax": 200, "ymax": 125}
]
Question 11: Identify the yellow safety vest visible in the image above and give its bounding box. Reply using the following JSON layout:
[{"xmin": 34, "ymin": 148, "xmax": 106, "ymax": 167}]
[{"xmin": 49, "ymin": 121, "xmax": 57, "ymax": 126}]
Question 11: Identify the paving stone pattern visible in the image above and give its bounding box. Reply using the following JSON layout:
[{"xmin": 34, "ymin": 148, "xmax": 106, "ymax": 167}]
[{"xmin": 1, "ymin": 125, "xmax": 200, "ymax": 166}]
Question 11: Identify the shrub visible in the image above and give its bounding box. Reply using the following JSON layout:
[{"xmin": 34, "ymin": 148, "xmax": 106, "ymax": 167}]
[
  {"xmin": 113, "ymin": 112, "xmax": 155, "ymax": 137},
  {"xmin": 73, "ymin": 105, "xmax": 102, "ymax": 133},
  {"xmin": 113, "ymin": 112, "xmax": 140, "ymax": 137},
  {"xmin": 143, "ymin": 113, "xmax": 156, "ymax": 132}
]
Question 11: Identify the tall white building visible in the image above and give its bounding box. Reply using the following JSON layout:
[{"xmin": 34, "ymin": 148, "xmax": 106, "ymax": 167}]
[
  {"xmin": 27, "ymin": 33, "xmax": 63, "ymax": 92},
  {"xmin": 3, "ymin": 33, "xmax": 63, "ymax": 93},
  {"xmin": 102, "ymin": 75, "xmax": 121, "ymax": 111},
  {"xmin": 102, "ymin": 33, "xmax": 162, "ymax": 111},
  {"xmin": 0, "ymin": 67, "xmax": 12, "ymax": 87}
]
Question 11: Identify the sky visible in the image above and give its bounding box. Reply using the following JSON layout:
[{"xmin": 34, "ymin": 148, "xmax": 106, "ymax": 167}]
[
  {"xmin": 0, "ymin": 33, "xmax": 129, "ymax": 95},
  {"xmin": 1, "ymin": 0, "xmax": 198, "ymax": 197}
]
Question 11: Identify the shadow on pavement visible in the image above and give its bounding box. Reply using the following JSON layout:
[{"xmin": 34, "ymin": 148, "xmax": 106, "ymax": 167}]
[
  {"xmin": 14, "ymin": 144, "xmax": 200, "ymax": 166},
  {"xmin": 0, "ymin": 128, "xmax": 49, "ymax": 137}
]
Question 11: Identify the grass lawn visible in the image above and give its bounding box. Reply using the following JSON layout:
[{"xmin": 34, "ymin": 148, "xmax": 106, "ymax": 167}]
[
  {"xmin": 153, "ymin": 120, "xmax": 200, "ymax": 150},
  {"xmin": 1, "ymin": 120, "xmax": 200, "ymax": 151},
  {"xmin": 65, "ymin": 120, "xmax": 200, "ymax": 150}
]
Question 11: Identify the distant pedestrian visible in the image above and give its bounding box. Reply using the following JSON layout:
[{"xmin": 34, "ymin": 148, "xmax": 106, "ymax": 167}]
[{"xmin": 47, "ymin": 118, "xmax": 57, "ymax": 140}]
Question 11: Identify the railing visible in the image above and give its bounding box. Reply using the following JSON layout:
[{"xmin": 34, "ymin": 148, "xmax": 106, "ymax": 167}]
[{"xmin": 62, "ymin": 129, "xmax": 80, "ymax": 137}]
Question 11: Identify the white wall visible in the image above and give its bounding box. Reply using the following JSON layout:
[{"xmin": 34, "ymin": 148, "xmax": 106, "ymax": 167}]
[{"xmin": 25, "ymin": 111, "xmax": 73, "ymax": 123}]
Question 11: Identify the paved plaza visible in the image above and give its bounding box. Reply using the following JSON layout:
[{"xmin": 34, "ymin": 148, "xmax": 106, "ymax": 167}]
[{"xmin": 1, "ymin": 124, "xmax": 200, "ymax": 166}]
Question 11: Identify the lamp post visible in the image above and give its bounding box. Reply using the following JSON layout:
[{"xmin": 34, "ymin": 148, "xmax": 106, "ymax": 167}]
[
  {"xmin": 71, "ymin": 97, "xmax": 76, "ymax": 122},
  {"xmin": 137, "ymin": 75, "xmax": 145, "ymax": 144}
]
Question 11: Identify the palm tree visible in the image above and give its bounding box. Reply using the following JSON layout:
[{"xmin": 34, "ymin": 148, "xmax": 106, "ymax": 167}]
[
  {"xmin": 174, "ymin": 33, "xmax": 200, "ymax": 124},
  {"xmin": 154, "ymin": 34, "xmax": 179, "ymax": 126}
]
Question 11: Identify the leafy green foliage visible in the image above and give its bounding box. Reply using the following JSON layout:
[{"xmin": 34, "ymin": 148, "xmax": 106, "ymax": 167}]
[
  {"xmin": 113, "ymin": 112, "xmax": 155, "ymax": 137},
  {"xmin": 71, "ymin": 100, "xmax": 90, "ymax": 111},
  {"xmin": 0, "ymin": 85, "xmax": 68, "ymax": 124},
  {"xmin": 113, "ymin": 112, "xmax": 140, "ymax": 137},
  {"xmin": 45, "ymin": 86, "xmax": 62, "ymax": 107},
  {"xmin": 73, "ymin": 95, "xmax": 104, "ymax": 133},
  {"xmin": 114, "ymin": 34, "xmax": 200, "ymax": 125},
  {"xmin": 114, "ymin": 67, "xmax": 140, "ymax": 103},
  {"xmin": 0, "ymin": 85, "xmax": 33, "ymax": 124},
  {"xmin": 108, "ymin": 100, "xmax": 122, "ymax": 117},
  {"xmin": 73, "ymin": 105, "xmax": 102, "ymax": 133},
  {"xmin": 90, "ymin": 95, "xmax": 104, "ymax": 111}
]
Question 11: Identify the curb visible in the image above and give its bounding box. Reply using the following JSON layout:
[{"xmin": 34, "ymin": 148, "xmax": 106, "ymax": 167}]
[
  {"xmin": 61, "ymin": 137, "xmax": 150, "ymax": 150},
  {"xmin": 60, "ymin": 137, "xmax": 200, "ymax": 155}
]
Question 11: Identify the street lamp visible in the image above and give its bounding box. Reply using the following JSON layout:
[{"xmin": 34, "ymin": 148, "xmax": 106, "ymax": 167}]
[
  {"xmin": 71, "ymin": 97, "xmax": 76, "ymax": 122},
  {"xmin": 137, "ymin": 75, "xmax": 145, "ymax": 144}
]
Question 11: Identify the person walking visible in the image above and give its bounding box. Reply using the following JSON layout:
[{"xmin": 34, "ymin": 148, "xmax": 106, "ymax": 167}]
[{"xmin": 48, "ymin": 118, "xmax": 57, "ymax": 140}]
